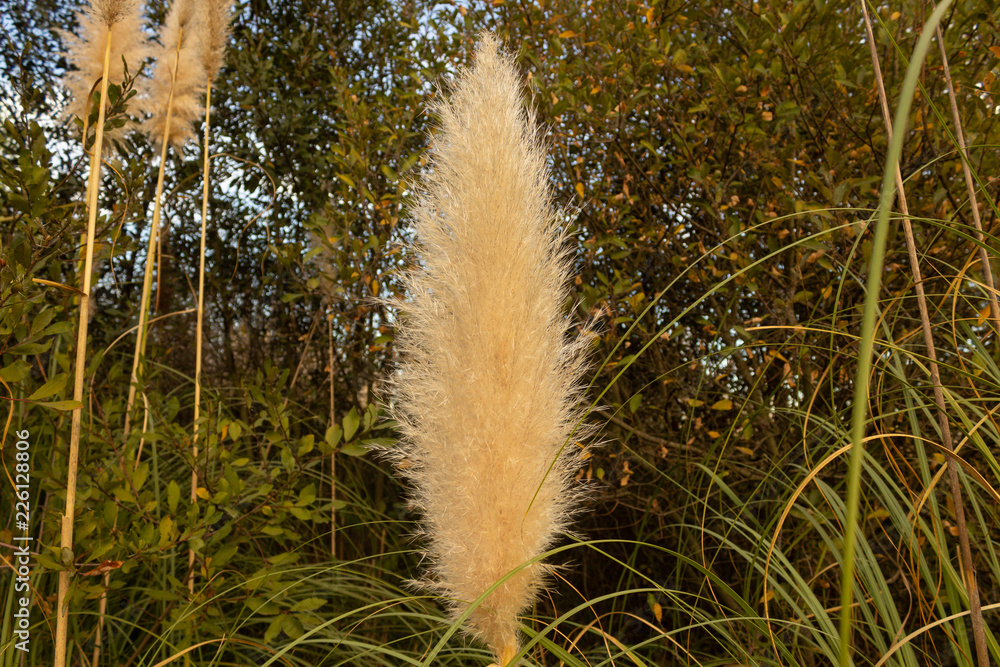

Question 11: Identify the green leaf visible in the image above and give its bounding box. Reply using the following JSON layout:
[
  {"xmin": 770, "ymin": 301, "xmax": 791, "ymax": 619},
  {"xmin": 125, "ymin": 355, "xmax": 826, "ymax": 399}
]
[
  {"xmin": 339, "ymin": 443, "xmax": 368, "ymax": 457},
  {"xmin": 264, "ymin": 615, "xmax": 284, "ymax": 643},
  {"xmin": 289, "ymin": 597, "xmax": 326, "ymax": 613},
  {"xmin": 0, "ymin": 360, "xmax": 31, "ymax": 383},
  {"xmin": 28, "ymin": 372, "xmax": 67, "ymax": 400},
  {"xmin": 290, "ymin": 507, "xmax": 311, "ymax": 521},
  {"xmin": 38, "ymin": 400, "xmax": 82, "ymax": 411},
  {"xmin": 211, "ymin": 544, "xmax": 239, "ymax": 568},
  {"xmin": 132, "ymin": 463, "xmax": 149, "ymax": 492},
  {"xmin": 167, "ymin": 480, "xmax": 180, "ymax": 513},
  {"xmin": 246, "ymin": 597, "xmax": 282, "ymax": 615},
  {"xmin": 158, "ymin": 516, "xmax": 175, "ymax": 547},
  {"xmin": 7, "ymin": 340, "xmax": 52, "ymax": 356},
  {"xmin": 296, "ymin": 483, "xmax": 316, "ymax": 506},
  {"xmin": 343, "ymin": 407, "xmax": 360, "ymax": 441},
  {"xmin": 283, "ymin": 614, "xmax": 304, "ymax": 639}
]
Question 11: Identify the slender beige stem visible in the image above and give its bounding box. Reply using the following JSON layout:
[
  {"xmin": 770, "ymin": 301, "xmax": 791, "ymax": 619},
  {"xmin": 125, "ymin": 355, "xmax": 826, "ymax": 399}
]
[
  {"xmin": 190, "ymin": 79, "xmax": 213, "ymax": 594},
  {"xmin": 124, "ymin": 28, "xmax": 183, "ymax": 439},
  {"xmin": 92, "ymin": 572, "xmax": 110, "ymax": 666},
  {"xmin": 54, "ymin": 22, "xmax": 113, "ymax": 667},
  {"xmin": 932, "ymin": 14, "xmax": 1000, "ymax": 336},
  {"xmin": 328, "ymin": 307, "xmax": 336, "ymax": 557},
  {"xmin": 861, "ymin": 4, "xmax": 989, "ymax": 665}
]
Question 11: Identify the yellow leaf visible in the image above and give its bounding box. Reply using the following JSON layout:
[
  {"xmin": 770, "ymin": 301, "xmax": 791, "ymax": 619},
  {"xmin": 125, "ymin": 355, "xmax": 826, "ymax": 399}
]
[
  {"xmin": 760, "ymin": 589, "xmax": 774, "ymax": 604},
  {"xmin": 977, "ymin": 304, "xmax": 991, "ymax": 326},
  {"xmin": 646, "ymin": 7, "xmax": 654, "ymax": 24},
  {"xmin": 736, "ymin": 446, "xmax": 755, "ymax": 456},
  {"xmin": 195, "ymin": 487, "xmax": 212, "ymax": 500},
  {"xmin": 711, "ymin": 399, "xmax": 733, "ymax": 411},
  {"xmin": 653, "ymin": 601, "xmax": 662, "ymax": 622},
  {"xmin": 708, "ymin": 430, "xmax": 720, "ymax": 438},
  {"xmin": 686, "ymin": 399, "xmax": 705, "ymax": 408},
  {"xmin": 989, "ymin": 46, "xmax": 1000, "ymax": 59},
  {"xmin": 575, "ymin": 182, "xmax": 585, "ymax": 198},
  {"xmin": 559, "ymin": 30, "xmax": 577, "ymax": 39}
]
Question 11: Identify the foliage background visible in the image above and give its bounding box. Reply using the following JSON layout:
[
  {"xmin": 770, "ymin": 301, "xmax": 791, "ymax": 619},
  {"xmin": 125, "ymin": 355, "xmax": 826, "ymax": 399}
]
[{"xmin": 1, "ymin": 0, "xmax": 999, "ymax": 665}]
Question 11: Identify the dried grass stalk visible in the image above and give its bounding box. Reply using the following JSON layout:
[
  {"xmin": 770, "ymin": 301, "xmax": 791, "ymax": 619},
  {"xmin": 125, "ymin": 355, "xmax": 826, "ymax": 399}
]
[
  {"xmin": 389, "ymin": 33, "xmax": 592, "ymax": 665},
  {"xmin": 191, "ymin": 0, "xmax": 234, "ymax": 593}
]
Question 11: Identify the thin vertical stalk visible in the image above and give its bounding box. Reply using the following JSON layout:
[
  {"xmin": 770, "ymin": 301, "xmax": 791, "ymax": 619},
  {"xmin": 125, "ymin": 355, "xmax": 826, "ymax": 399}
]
[
  {"xmin": 54, "ymin": 22, "xmax": 113, "ymax": 667},
  {"xmin": 860, "ymin": 3, "xmax": 989, "ymax": 664},
  {"xmin": 190, "ymin": 79, "xmax": 213, "ymax": 594},
  {"xmin": 839, "ymin": 4, "xmax": 951, "ymax": 666},
  {"xmin": 932, "ymin": 9, "xmax": 1000, "ymax": 336},
  {"xmin": 328, "ymin": 307, "xmax": 336, "ymax": 558},
  {"xmin": 124, "ymin": 29, "xmax": 183, "ymax": 438}
]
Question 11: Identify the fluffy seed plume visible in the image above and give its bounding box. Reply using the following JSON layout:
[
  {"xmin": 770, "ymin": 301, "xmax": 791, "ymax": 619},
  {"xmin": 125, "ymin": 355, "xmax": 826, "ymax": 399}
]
[
  {"xmin": 140, "ymin": 0, "xmax": 206, "ymax": 149},
  {"xmin": 389, "ymin": 33, "xmax": 592, "ymax": 664},
  {"xmin": 61, "ymin": 0, "xmax": 148, "ymax": 123},
  {"xmin": 199, "ymin": 0, "xmax": 235, "ymax": 84}
]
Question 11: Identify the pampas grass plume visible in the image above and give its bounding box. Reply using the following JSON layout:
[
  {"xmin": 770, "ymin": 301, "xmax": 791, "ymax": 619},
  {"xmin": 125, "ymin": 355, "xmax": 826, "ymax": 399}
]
[
  {"xmin": 390, "ymin": 33, "xmax": 592, "ymax": 665},
  {"xmin": 62, "ymin": 0, "xmax": 148, "ymax": 122},
  {"xmin": 140, "ymin": 0, "xmax": 205, "ymax": 148},
  {"xmin": 199, "ymin": 0, "xmax": 235, "ymax": 83}
]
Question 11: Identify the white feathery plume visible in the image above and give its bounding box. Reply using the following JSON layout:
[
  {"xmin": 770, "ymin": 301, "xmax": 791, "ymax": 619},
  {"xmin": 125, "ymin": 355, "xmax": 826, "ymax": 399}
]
[
  {"xmin": 61, "ymin": 0, "xmax": 148, "ymax": 124},
  {"xmin": 199, "ymin": 0, "xmax": 235, "ymax": 83},
  {"xmin": 140, "ymin": 0, "xmax": 205, "ymax": 149},
  {"xmin": 389, "ymin": 33, "xmax": 593, "ymax": 666}
]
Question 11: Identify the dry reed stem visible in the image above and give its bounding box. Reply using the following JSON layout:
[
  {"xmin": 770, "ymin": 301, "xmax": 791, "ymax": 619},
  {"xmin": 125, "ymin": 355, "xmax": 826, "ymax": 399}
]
[
  {"xmin": 191, "ymin": 1, "xmax": 233, "ymax": 590},
  {"xmin": 328, "ymin": 307, "xmax": 337, "ymax": 558},
  {"xmin": 123, "ymin": 28, "xmax": 184, "ymax": 439},
  {"xmin": 54, "ymin": 16, "xmax": 115, "ymax": 667},
  {"xmin": 931, "ymin": 7, "xmax": 1000, "ymax": 337},
  {"xmin": 389, "ymin": 33, "xmax": 592, "ymax": 663},
  {"xmin": 190, "ymin": 78, "xmax": 214, "ymax": 594},
  {"xmin": 861, "ymin": 3, "xmax": 989, "ymax": 665}
]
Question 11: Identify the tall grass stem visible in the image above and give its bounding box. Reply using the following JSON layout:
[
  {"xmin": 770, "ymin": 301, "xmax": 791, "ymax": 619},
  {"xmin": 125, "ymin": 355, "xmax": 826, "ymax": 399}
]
[
  {"xmin": 124, "ymin": 31, "xmax": 183, "ymax": 439},
  {"xmin": 54, "ymin": 20, "xmax": 114, "ymax": 667},
  {"xmin": 861, "ymin": 3, "xmax": 988, "ymax": 663},
  {"xmin": 839, "ymin": 3, "xmax": 952, "ymax": 666},
  {"xmin": 190, "ymin": 79, "xmax": 213, "ymax": 593}
]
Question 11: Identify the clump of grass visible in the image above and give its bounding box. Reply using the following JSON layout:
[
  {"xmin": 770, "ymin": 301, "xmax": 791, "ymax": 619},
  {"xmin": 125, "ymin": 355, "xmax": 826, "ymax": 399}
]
[{"xmin": 388, "ymin": 33, "xmax": 593, "ymax": 666}]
